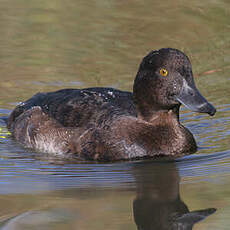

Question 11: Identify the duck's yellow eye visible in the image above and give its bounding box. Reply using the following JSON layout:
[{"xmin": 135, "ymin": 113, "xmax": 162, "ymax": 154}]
[{"xmin": 160, "ymin": 68, "xmax": 168, "ymax": 77}]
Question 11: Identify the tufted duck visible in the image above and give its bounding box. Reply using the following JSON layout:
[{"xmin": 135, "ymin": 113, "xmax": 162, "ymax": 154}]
[{"xmin": 7, "ymin": 48, "xmax": 216, "ymax": 161}]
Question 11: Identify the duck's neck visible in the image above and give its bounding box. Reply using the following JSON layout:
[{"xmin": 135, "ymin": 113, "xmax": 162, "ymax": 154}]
[{"xmin": 136, "ymin": 104, "xmax": 180, "ymax": 123}]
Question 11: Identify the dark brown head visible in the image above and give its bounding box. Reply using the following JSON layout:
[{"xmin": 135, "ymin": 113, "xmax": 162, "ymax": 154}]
[{"xmin": 133, "ymin": 48, "xmax": 216, "ymax": 120}]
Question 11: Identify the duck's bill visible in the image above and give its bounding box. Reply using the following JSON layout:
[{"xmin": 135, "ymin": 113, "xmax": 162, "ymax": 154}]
[{"xmin": 175, "ymin": 79, "xmax": 216, "ymax": 116}]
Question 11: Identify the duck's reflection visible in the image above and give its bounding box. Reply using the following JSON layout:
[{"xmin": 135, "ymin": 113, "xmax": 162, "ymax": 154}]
[{"xmin": 132, "ymin": 162, "xmax": 216, "ymax": 230}]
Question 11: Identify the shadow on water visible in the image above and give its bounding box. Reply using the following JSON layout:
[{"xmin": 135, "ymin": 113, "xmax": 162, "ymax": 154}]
[
  {"xmin": 0, "ymin": 161, "xmax": 217, "ymax": 230},
  {"xmin": 132, "ymin": 162, "xmax": 216, "ymax": 230}
]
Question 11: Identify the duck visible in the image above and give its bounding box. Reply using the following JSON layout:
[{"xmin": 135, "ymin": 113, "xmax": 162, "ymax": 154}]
[{"xmin": 7, "ymin": 48, "xmax": 216, "ymax": 161}]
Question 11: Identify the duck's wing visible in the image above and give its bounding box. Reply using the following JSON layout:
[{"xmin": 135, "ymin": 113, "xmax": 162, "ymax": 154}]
[{"xmin": 8, "ymin": 87, "xmax": 136, "ymax": 129}]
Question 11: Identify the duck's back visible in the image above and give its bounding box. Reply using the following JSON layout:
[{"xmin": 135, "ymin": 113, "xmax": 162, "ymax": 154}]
[{"xmin": 8, "ymin": 87, "xmax": 137, "ymax": 129}]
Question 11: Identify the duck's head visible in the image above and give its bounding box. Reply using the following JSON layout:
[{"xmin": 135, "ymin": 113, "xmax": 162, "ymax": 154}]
[{"xmin": 133, "ymin": 48, "xmax": 216, "ymax": 120}]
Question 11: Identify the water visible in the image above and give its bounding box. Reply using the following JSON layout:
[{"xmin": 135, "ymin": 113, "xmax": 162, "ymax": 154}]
[{"xmin": 0, "ymin": 0, "xmax": 230, "ymax": 229}]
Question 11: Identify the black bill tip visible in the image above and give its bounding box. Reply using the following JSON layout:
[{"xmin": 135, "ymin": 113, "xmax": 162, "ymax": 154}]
[
  {"xmin": 207, "ymin": 105, "xmax": 216, "ymax": 116},
  {"xmin": 197, "ymin": 102, "xmax": 216, "ymax": 116}
]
